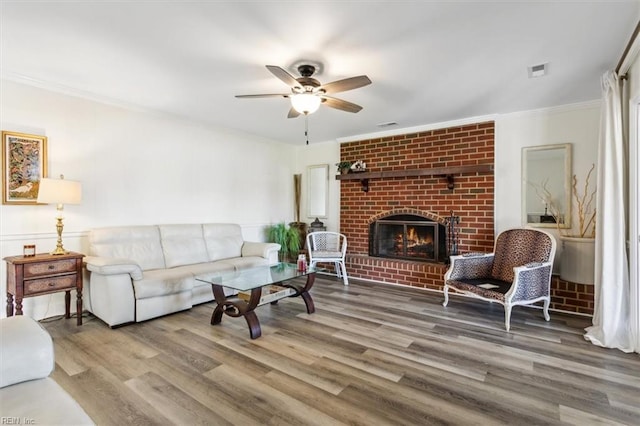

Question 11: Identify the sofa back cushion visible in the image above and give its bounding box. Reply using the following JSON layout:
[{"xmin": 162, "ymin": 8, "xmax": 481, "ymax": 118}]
[
  {"xmin": 89, "ymin": 226, "xmax": 166, "ymax": 271},
  {"xmin": 203, "ymin": 223, "xmax": 244, "ymax": 261},
  {"xmin": 159, "ymin": 224, "xmax": 209, "ymax": 268}
]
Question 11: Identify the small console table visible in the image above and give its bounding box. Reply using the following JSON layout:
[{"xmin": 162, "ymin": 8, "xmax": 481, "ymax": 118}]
[{"xmin": 4, "ymin": 251, "xmax": 85, "ymax": 325}]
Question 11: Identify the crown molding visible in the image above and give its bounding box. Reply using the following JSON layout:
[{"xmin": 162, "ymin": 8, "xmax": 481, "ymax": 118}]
[
  {"xmin": 1, "ymin": 71, "xmax": 151, "ymax": 113},
  {"xmin": 336, "ymin": 113, "xmax": 498, "ymax": 143}
]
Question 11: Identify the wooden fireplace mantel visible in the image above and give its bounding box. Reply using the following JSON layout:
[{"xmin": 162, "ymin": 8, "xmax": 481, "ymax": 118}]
[{"xmin": 335, "ymin": 164, "xmax": 494, "ymax": 192}]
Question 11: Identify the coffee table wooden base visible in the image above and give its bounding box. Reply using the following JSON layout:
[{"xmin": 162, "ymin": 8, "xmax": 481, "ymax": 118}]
[{"xmin": 210, "ymin": 272, "xmax": 315, "ymax": 339}]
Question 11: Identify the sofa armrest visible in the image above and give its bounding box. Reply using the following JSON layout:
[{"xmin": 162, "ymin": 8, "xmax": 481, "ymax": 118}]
[
  {"xmin": 1, "ymin": 316, "xmax": 54, "ymax": 388},
  {"xmin": 84, "ymin": 256, "xmax": 143, "ymax": 280},
  {"xmin": 242, "ymin": 242, "xmax": 281, "ymax": 263}
]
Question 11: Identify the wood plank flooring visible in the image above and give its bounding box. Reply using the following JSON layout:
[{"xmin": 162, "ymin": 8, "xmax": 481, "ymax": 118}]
[{"xmin": 42, "ymin": 276, "xmax": 640, "ymax": 425}]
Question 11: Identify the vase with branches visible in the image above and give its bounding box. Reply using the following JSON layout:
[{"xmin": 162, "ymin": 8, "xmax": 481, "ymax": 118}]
[{"xmin": 535, "ymin": 163, "xmax": 596, "ymax": 238}]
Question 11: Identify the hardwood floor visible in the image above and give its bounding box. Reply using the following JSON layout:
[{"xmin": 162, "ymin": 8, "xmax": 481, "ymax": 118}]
[{"xmin": 42, "ymin": 276, "xmax": 639, "ymax": 425}]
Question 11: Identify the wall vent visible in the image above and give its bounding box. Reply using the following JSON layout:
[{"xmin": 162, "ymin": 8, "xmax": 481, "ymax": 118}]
[{"xmin": 528, "ymin": 63, "xmax": 548, "ymax": 78}]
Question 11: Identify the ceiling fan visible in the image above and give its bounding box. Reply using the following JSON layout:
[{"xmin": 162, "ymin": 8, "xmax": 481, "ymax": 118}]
[{"xmin": 235, "ymin": 64, "xmax": 372, "ymax": 118}]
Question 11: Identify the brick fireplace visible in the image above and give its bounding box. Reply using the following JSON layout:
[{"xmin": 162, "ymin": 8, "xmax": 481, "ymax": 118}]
[{"xmin": 337, "ymin": 121, "xmax": 594, "ymax": 315}]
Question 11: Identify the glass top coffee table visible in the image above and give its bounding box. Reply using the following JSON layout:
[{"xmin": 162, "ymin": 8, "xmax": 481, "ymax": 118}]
[{"xmin": 195, "ymin": 263, "xmax": 316, "ymax": 339}]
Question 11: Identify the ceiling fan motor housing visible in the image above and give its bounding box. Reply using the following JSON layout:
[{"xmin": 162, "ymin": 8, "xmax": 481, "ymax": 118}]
[{"xmin": 297, "ymin": 64, "xmax": 316, "ymax": 77}]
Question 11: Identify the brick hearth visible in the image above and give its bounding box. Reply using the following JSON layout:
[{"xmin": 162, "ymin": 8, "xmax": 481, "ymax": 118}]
[{"xmin": 337, "ymin": 121, "xmax": 594, "ymax": 315}]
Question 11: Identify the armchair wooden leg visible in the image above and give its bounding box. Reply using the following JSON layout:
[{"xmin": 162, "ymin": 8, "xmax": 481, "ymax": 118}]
[
  {"xmin": 504, "ymin": 304, "xmax": 512, "ymax": 331},
  {"xmin": 442, "ymin": 285, "xmax": 449, "ymax": 307},
  {"xmin": 543, "ymin": 298, "xmax": 551, "ymax": 321}
]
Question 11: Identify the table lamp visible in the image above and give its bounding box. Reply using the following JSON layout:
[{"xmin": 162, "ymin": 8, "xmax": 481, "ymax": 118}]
[{"xmin": 37, "ymin": 174, "xmax": 82, "ymax": 255}]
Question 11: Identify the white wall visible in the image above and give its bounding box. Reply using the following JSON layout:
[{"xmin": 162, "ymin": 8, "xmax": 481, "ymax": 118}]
[
  {"xmin": 0, "ymin": 79, "xmax": 296, "ymax": 319},
  {"xmin": 293, "ymin": 140, "xmax": 341, "ymax": 233},
  {"xmin": 495, "ymin": 101, "xmax": 601, "ymax": 233},
  {"xmin": 495, "ymin": 101, "xmax": 601, "ymax": 270}
]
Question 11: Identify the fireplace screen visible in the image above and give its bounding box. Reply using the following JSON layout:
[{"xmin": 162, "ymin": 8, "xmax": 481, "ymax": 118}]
[{"xmin": 370, "ymin": 216, "xmax": 446, "ymax": 262}]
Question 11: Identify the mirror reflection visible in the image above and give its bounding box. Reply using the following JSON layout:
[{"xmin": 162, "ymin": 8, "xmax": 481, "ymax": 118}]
[
  {"xmin": 522, "ymin": 143, "xmax": 572, "ymax": 228},
  {"xmin": 307, "ymin": 164, "xmax": 329, "ymax": 218}
]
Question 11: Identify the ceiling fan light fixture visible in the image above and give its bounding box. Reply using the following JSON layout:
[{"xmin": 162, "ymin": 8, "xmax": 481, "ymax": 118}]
[{"xmin": 291, "ymin": 93, "xmax": 321, "ymax": 114}]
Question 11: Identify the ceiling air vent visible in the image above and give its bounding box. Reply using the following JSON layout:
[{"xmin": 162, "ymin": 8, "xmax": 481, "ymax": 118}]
[
  {"xmin": 528, "ymin": 63, "xmax": 548, "ymax": 78},
  {"xmin": 377, "ymin": 121, "xmax": 398, "ymax": 128}
]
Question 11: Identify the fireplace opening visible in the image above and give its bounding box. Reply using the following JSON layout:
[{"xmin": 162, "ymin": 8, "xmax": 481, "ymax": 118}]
[{"xmin": 369, "ymin": 214, "xmax": 447, "ymax": 263}]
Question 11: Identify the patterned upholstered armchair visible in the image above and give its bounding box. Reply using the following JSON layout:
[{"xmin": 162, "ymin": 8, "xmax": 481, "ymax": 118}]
[{"xmin": 443, "ymin": 228, "xmax": 556, "ymax": 331}]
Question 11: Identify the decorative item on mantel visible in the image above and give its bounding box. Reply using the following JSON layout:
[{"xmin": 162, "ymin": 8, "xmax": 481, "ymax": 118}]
[
  {"xmin": 350, "ymin": 160, "xmax": 367, "ymax": 172},
  {"xmin": 336, "ymin": 161, "xmax": 353, "ymax": 174}
]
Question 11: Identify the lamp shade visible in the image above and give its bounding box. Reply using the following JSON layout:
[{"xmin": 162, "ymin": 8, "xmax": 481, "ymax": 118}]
[
  {"xmin": 37, "ymin": 177, "xmax": 82, "ymax": 204},
  {"xmin": 291, "ymin": 93, "xmax": 321, "ymax": 114}
]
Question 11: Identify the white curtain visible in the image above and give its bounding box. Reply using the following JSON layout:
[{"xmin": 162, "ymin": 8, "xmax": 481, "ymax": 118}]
[{"xmin": 585, "ymin": 70, "xmax": 632, "ymax": 352}]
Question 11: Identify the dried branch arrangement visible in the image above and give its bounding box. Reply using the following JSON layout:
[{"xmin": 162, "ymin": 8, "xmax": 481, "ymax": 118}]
[
  {"xmin": 293, "ymin": 174, "xmax": 302, "ymax": 223},
  {"xmin": 533, "ymin": 163, "xmax": 596, "ymax": 238},
  {"xmin": 572, "ymin": 163, "xmax": 597, "ymax": 238}
]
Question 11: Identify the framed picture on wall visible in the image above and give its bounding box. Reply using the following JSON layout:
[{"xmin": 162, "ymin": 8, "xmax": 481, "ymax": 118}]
[{"xmin": 2, "ymin": 130, "xmax": 48, "ymax": 205}]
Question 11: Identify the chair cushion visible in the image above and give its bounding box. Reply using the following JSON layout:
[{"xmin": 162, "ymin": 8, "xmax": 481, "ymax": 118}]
[
  {"xmin": 311, "ymin": 250, "xmax": 343, "ymax": 258},
  {"xmin": 1, "ymin": 316, "xmax": 54, "ymax": 388},
  {"xmin": 490, "ymin": 229, "xmax": 553, "ymax": 282},
  {"xmin": 0, "ymin": 378, "xmax": 94, "ymax": 425},
  {"xmin": 446, "ymin": 278, "xmax": 511, "ymax": 301}
]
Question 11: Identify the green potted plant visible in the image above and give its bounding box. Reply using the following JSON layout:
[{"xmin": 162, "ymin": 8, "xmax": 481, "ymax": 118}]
[
  {"xmin": 335, "ymin": 161, "xmax": 352, "ymax": 174},
  {"xmin": 267, "ymin": 222, "xmax": 301, "ymax": 262}
]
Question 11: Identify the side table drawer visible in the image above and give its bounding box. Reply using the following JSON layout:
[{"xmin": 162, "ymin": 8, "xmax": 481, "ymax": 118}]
[
  {"xmin": 25, "ymin": 275, "xmax": 77, "ymax": 295},
  {"xmin": 24, "ymin": 259, "xmax": 77, "ymax": 278}
]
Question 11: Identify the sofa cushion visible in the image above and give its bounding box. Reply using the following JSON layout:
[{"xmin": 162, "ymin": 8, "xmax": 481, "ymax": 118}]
[
  {"xmin": 222, "ymin": 256, "xmax": 271, "ymax": 270},
  {"xmin": 133, "ymin": 268, "xmax": 194, "ymax": 299},
  {"xmin": 159, "ymin": 224, "xmax": 209, "ymax": 268},
  {"xmin": 203, "ymin": 223, "xmax": 244, "ymax": 261},
  {"xmin": 176, "ymin": 260, "xmax": 237, "ymax": 283},
  {"xmin": 89, "ymin": 226, "xmax": 165, "ymax": 271}
]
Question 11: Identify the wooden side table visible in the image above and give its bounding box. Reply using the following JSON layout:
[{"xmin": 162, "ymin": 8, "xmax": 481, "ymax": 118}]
[{"xmin": 4, "ymin": 251, "xmax": 85, "ymax": 325}]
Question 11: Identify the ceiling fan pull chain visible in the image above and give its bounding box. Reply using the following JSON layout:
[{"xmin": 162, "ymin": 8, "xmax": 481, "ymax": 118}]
[{"xmin": 305, "ymin": 113, "xmax": 309, "ymax": 145}]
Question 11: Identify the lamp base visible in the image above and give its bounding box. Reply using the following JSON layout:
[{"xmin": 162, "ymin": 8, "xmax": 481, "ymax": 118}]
[
  {"xmin": 50, "ymin": 216, "xmax": 68, "ymax": 255},
  {"xmin": 50, "ymin": 246, "xmax": 69, "ymax": 255}
]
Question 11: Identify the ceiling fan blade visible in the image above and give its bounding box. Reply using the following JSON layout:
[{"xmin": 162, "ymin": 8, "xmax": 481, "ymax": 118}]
[
  {"xmin": 320, "ymin": 75, "xmax": 371, "ymax": 94},
  {"xmin": 321, "ymin": 96, "xmax": 363, "ymax": 113},
  {"xmin": 287, "ymin": 107, "xmax": 301, "ymax": 119},
  {"xmin": 266, "ymin": 65, "xmax": 302, "ymax": 90},
  {"xmin": 235, "ymin": 94, "xmax": 290, "ymax": 98}
]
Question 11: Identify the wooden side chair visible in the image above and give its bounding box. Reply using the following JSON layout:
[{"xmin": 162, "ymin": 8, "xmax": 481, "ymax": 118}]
[{"xmin": 443, "ymin": 228, "xmax": 556, "ymax": 331}]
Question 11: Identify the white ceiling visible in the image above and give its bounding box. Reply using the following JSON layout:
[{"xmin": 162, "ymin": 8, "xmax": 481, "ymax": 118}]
[{"xmin": 1, "ymin": 1, "xmax": 638, "ymax": 145}]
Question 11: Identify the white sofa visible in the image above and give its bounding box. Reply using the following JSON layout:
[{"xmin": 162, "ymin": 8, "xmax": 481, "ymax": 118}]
[
  {"xmin": 0, "ymin": 316, "xmax": 94, "ymax": 425},
  {"xmin": 84, "ymin": 223, "xmax": 280, "ymax": 327}
]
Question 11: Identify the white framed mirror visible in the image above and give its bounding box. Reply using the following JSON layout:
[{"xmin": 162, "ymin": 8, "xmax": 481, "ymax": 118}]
[
  {"xmin": 307, "ymin": 164, "xmax": 329, "ymax": 218},
  {"xmin": 522, "ymin": 143, "xmax": 572, "ymax": 228}
]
